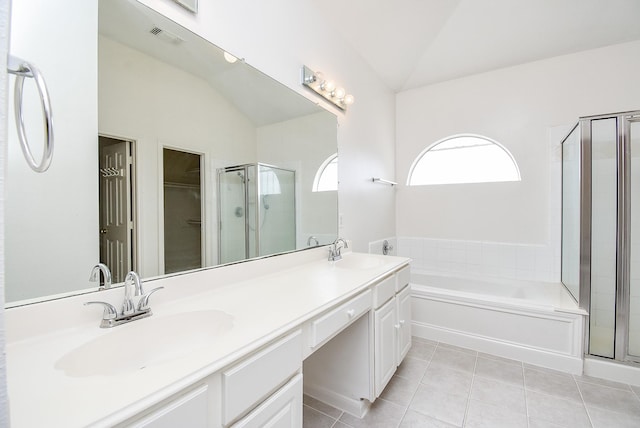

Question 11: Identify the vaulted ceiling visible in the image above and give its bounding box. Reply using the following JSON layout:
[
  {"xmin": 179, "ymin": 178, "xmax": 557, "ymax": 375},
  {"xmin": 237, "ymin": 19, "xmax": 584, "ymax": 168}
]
[{"xmin": 313, "ymin": 0, "xmax": 640, "ymax": 92}]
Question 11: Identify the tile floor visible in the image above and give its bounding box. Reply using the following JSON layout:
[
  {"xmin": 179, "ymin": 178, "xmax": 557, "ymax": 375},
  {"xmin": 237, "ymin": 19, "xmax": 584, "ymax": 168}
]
[{"xmin": 303, "ymin": 337, "xmax": 640, "ymax": 428}]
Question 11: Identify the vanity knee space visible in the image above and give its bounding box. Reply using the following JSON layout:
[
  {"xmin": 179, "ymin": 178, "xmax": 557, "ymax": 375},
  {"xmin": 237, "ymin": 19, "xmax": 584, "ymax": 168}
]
[{"xmin": 303, "ymin": 265, "xmax": 412, "ymax": 417}]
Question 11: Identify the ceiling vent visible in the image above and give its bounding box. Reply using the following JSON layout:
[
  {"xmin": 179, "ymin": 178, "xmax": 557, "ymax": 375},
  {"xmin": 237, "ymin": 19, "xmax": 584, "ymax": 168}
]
[{"xmin": 149, "ymin": 26, "xmax": 184, "ymax": 45}]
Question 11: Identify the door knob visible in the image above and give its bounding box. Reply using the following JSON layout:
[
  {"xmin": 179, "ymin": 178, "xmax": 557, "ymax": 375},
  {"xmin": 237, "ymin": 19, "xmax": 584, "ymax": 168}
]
[{"xmin": 100, "ymin": 228, "xmax": 107, "ymax": 234}]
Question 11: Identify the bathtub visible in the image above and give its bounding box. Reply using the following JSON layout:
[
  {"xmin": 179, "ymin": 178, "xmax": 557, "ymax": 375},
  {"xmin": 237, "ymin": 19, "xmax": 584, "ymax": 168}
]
[{"xmin": 410, "ymin": 272, "xmax": 588, "ymax": 374}]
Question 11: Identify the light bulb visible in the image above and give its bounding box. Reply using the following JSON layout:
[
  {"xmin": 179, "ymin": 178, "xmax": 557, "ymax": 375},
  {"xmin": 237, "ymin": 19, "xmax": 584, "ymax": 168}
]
[
  {"xmin": 343, "ymin": 94, "xmax": 355, "ymax": 106},
  {"xmin": 314, "ymin": 71, "xmax": 325, "ymax": 83},
  {"xmin": 333, "ymin": 87, "xmax": 346, "ymax": 99},
  {"xmin": 322, "ymin": 80, "xmax": 336, "ymax": 93},
  {"xmin": 223, "ymin": 51, "xmax": 238, "ymax": 63}
]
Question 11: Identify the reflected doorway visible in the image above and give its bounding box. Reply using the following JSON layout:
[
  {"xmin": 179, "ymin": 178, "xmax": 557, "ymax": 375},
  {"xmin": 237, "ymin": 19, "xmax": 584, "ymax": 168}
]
[
  {"xmin": 163, "ymin": 148, "xmax": 204, "ymax": 274},
  {"xmin": 98, "ymin": 135, "xmax": 137, "ymax": 283}
]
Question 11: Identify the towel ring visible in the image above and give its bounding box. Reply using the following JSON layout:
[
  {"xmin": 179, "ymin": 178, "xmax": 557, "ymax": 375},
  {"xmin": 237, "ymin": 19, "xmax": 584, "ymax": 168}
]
[{"xmin": 7, "ymin": 55, "xmax": 54, "ymax": 173}]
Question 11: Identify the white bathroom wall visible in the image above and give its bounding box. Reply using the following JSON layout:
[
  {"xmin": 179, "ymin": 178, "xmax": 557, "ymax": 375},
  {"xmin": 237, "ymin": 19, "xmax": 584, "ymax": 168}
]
[
  {"xmin": 5, "ymin": 0, "xmax": 98, "ymax": 302},
  {"xmin": 0, "ymin": 0, "xmax": 8, "ymax": 422},
  {"xmin": 137, "ymin": 0, "xmax": 397, "ymax": 253},
  {"xmin": 396, "ymin": 40, "xmax": 640, "ymax": 275},
  {"xmin": 99, "ymin": 36, "xmax": 257, "ymax": 277},
  {"xmin": 257, "ymin": 112, "xmax": 338, "ymax": 248}
]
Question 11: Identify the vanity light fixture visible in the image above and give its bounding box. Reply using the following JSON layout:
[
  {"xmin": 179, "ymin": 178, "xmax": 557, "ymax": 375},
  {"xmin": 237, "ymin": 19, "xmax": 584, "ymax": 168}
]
[{"xmin": 302, "ymin": 65, "xmax": 354, "ymax": 111}]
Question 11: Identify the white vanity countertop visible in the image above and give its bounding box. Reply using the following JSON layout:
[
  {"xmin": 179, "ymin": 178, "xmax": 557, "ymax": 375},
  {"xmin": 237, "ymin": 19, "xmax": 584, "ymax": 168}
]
[{"xmin": 5, "ymin": 250, "xmax": 410, "ymax": 427}]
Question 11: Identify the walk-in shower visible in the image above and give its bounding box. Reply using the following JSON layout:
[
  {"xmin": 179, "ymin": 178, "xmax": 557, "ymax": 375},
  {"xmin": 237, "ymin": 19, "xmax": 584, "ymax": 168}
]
[
  {"xmin": 562, "ymin": 110, "xmax": 640, "ymax": 364},
  {"xmin": 217, "ymin": 163, "xmax": 296, "ymax": 265}
]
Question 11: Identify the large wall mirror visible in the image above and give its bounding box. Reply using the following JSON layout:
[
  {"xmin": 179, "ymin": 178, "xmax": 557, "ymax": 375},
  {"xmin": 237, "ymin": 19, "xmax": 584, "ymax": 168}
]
[{"xmin": 6, "ymin": 0, "xmax": 338, "ymax": 305}]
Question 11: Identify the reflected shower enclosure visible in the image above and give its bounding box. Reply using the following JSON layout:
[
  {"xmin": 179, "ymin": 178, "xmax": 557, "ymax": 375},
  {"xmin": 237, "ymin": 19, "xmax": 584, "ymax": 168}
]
[
  {"xmin": 561, "ymin": 110, "xmax": 640, "ymax": 364},
  {"xmin": 218, "ymin": 163, "xmax": 296, "ymax": 264}
]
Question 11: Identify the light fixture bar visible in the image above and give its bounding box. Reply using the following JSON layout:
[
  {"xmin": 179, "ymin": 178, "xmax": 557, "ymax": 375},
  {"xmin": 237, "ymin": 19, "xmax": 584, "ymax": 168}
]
[{"xmin": 302, "ymin": 65, "xmax": 354, "ymax": 111}]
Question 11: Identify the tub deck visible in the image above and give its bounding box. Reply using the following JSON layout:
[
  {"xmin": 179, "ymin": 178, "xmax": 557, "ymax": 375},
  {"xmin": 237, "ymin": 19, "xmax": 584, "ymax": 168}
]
[{"xmin": 411, "ymin": 272, "xmax": 583, "ymax": 313}]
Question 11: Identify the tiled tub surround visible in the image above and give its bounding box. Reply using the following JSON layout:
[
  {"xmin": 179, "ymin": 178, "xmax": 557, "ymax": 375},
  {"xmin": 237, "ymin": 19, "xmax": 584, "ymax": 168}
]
[
  {"xmin": 5, "ymin": 248, "xmax": 409, "ymax": 427},
  {"xmin": 411, "ymin": 273, "xmax": 586, "ymax": 374},
  {"xmin": 303, "ymin": 338, "xmax": 640, "ymax": 428},
  {"xmin": 397, "ymin": 237, "xmax": 560, "ymax": 283}
]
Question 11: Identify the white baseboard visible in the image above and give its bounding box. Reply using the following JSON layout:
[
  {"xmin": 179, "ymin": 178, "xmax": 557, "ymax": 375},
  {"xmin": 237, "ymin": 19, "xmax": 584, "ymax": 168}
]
[
  {"xmin": 303, "ymin": 383, "xmax": 371, "ymax": 418},
  {"xmin": 413, "ymin": 321, "xmax": 584, "ymax": 374},
  {"xmin": 583, "ymin": 357, "xmax": 640, "ymax": 387}
]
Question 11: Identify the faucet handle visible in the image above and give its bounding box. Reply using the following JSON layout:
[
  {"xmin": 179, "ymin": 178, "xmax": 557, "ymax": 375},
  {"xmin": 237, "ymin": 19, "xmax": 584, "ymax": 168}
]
[
  {"xmin": 85, "ymin": 301, "xmax": 118, "ymax": 321},
  {"xmin": 137, "ymin": 287, "xmax": 164, "ymax": 312}
]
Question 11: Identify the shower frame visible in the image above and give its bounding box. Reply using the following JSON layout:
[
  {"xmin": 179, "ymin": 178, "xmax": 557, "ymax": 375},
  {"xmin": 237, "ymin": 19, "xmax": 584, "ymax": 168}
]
[{"xmin": 565, "ymin": 110, "xmax": 640, "ymax": 365}]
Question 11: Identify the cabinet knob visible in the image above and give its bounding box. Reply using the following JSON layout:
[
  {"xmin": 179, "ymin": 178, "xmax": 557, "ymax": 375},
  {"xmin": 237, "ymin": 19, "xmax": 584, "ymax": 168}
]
[
  {"xmin": 346, "ymin": 309, "xmax": 355, "ymax": 318},
  {"xmin": 399, "ymin": 320, "xmax": 405, "ymax": 325},
  {"xmin": 394, "ymin": 324, "xmax": 401, "ymax": 329}
]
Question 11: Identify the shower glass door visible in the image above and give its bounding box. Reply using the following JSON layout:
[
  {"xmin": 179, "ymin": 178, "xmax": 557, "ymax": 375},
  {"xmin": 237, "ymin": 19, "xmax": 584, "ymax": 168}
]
[
  {"xmin": 218, "ymin": 168, "xmax": 248, "ymax": 264},
  {"xmin": 629, "ymin": 117, "xmax": 640, "ymax": 359},
  {"xmin": 561, "ymin": 124, "xmax": 580, "ymax": 302},
  {"xmin": 258, "ymin": 165, "xmax": 296, "ymax": 257},
  {"xmin": 589, "ymin": 117, "xmax": 618, "ymax": 358}
]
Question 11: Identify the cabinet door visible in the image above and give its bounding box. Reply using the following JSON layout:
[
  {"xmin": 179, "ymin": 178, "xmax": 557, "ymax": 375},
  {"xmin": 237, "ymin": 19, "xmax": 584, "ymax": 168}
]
[
  {"xmin": 396, "ymin": 285, "xmax": 412, "ymax": 365},
  {"xmin": 374, "ymin": 298, "xmax": 397, "ymax": 397},
  {"xmin": 232, "ymin": 373, "xmax": 302, "ymax": 428}
]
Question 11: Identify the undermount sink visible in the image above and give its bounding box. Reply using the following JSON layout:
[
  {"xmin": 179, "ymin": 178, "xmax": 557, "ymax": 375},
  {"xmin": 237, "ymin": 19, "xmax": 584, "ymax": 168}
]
[
  {"xmin": 55, "ymin": 310, "xmax": 234, "ymax": 377},
  {"xmin": 333, "ymin": 255, "xmax": 385, "ymax": 270}
]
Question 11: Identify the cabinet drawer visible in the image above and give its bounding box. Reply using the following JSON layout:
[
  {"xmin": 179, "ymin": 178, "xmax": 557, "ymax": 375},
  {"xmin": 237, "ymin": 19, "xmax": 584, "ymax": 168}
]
[
  {"xmin": 231, "ymin": 373, "xmax": 302, "ymax": 428},
  {"xmin": 310, "ymin": 290, "xmax": 371, "ymax": 348},
  {"xmin": 395, "ymin": 266, "xmax": 411, "ymax": 292},
  {"xmin": 223, "ymin": 331, "xmax": 302, "ymax": 425},
  {"xmin": 128, "ymin": 385, "xmax": 208, "ymax": 428},
  {"xmin": 373, "ymin": 275, "xmax": 395, "ymax": 309}
]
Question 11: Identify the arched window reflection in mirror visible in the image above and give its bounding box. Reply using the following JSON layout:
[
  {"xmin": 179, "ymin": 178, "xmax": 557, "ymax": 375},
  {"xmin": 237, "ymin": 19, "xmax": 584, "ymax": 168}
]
[
  {"xmin": 313, "ymin": 153, "xmax": 338, "ymax": 192},
  {"xmin": 407, "ymin": 134, "xmax": 521, "ymax": 186}
]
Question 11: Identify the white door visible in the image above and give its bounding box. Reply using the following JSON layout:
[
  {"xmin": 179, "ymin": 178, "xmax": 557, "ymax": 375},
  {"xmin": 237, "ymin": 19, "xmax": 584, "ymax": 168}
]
[
  {"xmin": 374, "ymin": 298, "xmax": 397, "ymax": 397},
  {"xmin": 99, "ymin": 136, "xmax": 133, "ymax": 283}
]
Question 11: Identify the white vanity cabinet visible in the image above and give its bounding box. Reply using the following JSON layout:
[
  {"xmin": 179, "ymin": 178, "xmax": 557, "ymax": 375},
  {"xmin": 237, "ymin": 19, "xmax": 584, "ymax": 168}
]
[
  {"xmin": 6, "ymin": 250, "xmax": 411, "ymax": 427},
  {"xmin": 117, "ymin": 331, "xmax": 303, "ymax": 428},
  {"xmin": 373, "ymin": 266, "xmax": 412, "ymax": 397}
]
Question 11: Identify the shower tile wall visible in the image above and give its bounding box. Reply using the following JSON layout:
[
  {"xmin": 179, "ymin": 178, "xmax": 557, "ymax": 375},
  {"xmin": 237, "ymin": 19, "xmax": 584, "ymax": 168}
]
[{"xmin": 397, "ymin": 237, "xmax": 560, "ymax": 282}]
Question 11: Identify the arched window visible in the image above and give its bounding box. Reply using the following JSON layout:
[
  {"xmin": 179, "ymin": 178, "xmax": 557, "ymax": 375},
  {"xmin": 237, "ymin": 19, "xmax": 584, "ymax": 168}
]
[
  {"xmin": 407, "ymin": 134, "xmax": 520, "ymax": 186},
  {"xmin": 313, "ymin": 153, "xmax": 338, "ymax": 192}
]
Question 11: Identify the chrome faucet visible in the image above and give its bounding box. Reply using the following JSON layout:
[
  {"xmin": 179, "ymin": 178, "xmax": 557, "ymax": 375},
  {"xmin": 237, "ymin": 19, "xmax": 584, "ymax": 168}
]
[
  {"xmin": 307, "ymin": 236, "xmax": 319, "ymax": 247},
  {"xmin": 328, "ymin": 237, "xmax": 348, "ymax": 261},
  {"xmin": 85, "ymin": 270, "xmax": 163, "ymax": 328},
  {"xmin": 126, "ymin": 271, "xmax": 144, "ymax": 296},
  {"xmin": 88, "ymin": 263, "xmax": 112, "ymax": 290},
  {"xmin": 382, "ymin": 239, "xmax": 394, "ymax": 256}
]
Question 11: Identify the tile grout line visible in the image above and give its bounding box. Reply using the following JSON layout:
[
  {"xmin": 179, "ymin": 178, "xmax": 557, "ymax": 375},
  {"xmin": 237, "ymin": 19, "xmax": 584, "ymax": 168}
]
[
  {"xmin": 303, "ymin": 402, "xmax": 342, "ymax": 427},
  {"xmin": 522, "ymin": 362, "xmax": 534, "ymax": 428},
  {"xmin": 632, "ymin": 386, "xmax": 640, "ymax": 401},
  {"xmin": 460, "ymin": 351, "xmax": 479, "ymax": 427},
  {"xmin": 572, "ymin": 374, "xmax": 595, "ymax": 428},
  {"xmin": 395, "ymin": 341, "xmax": 437, "ymax": 428}
]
